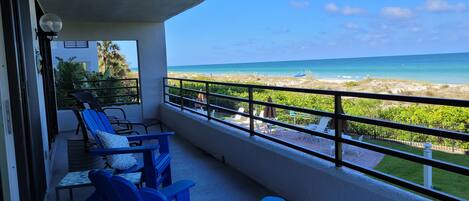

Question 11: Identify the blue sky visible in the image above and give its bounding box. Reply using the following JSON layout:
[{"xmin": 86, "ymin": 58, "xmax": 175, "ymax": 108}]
[
  {"xmin": 114, "ymin": 41, "xmax": 139, "ymax": 69},
  {"xmin": 165, "ymin": 0, "xmax": 469, "ymax": 66}
]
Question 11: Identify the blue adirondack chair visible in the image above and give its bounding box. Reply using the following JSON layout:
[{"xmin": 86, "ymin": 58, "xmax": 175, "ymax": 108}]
[
  {"xmin": 88, "ymin": 170, "xmax": 195, "ymax": 201},
  {"xmin": 81, "ymin": 109, "xmax": 173, "ymax": 188}
]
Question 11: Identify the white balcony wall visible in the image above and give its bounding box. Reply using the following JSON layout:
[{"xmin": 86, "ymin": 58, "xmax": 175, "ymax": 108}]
[
  {"xmin": 56, "ymin": 21, "xmax": 167, "ymax": 130},
  {"xmin": 160, "ymin": 104, "xmax": 428, "ymax": 201},
  {"xmin": 57, "ymin": 104, "xmax": 143, "ymax": 132}
]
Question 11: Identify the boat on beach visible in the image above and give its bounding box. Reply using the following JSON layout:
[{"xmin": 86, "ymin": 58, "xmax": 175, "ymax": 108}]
[{"xmin": 293, "ymin": 72, "xmax": 306, "ymax": 77}]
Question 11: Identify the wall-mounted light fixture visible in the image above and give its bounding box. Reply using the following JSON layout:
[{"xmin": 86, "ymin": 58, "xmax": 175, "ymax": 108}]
[
  {"xmin": 36, "ymin": 13, "xmax": 63, "ymax": 73},
  {"xmin": 37, "ymin": 13, "xmax": 63, "ymax": 40}
]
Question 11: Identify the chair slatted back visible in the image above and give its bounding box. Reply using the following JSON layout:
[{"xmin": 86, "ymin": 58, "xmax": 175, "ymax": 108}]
[
  {"xmin": 69, "ymin": 91, "xmax": 105, "ymax": 112},
  {"xmin": 97, "ymin": 112, "xmax": 116, "ymax": 134},
  {"xmin": 111, "ymin": 176, "xmax": 167, "ymax": 201},
  {"xmin": 89, "ymin": 170, "xmax": 125, "ymax": 201},
  {"xmin": 81, "ymin": 109, "xmax": 116, "ymax": 147},
  {"xmin": 316, "ymin": 117, "xmax": 332, "ymax": 133}
]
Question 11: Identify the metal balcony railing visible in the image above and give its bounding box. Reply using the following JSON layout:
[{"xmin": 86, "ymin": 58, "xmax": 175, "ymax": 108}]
[
  {"xmin": 59, "ymin": 78, "xmax": 140, "ymax": 109},
  {"xmin": 163, "ymin": 77, "xmax": 469, "ymax": 201}
]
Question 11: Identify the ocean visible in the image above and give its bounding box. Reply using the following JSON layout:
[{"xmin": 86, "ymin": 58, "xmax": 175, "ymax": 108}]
[{"xmin": 168, "ymin": 52, "xmax": 469, "ymax": 84}]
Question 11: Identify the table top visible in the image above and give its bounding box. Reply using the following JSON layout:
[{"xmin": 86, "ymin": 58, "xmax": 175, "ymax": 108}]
[{"xmin": 56, "ymin": 169, "xmax": 141, "ymax": 189}]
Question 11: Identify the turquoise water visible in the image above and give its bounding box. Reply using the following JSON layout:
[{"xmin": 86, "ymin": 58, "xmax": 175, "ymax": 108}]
[
  {"xmin": 130, "ymin": 67, "xmax": 139, "ymax": 72},
  {"xmin": 169, "ymin": 53, "xmax": 469, "ymax": 84}
]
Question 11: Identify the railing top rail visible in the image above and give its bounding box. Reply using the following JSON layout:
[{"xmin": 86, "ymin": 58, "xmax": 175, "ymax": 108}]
[
  {"xmin": 75, "ymin": 78, "xmax": 139, "ymax": 83},
  {"xmin": 164, "ymin": 77, "xmax": 469, "ymax": 107}
]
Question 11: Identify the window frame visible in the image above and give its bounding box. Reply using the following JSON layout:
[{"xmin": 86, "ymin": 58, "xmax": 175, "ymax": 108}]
[{"xmin": 63, "ymin": 41, "xmax": 89, "ymax": 48}]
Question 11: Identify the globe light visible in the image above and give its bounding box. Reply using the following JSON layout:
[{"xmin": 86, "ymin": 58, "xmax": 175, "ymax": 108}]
[{"xmin": 39, "ymin": 13, "xmax": 62, "ymax": 33}]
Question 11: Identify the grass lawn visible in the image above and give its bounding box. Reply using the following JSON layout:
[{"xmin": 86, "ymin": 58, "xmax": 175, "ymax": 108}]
[{"xmin": 366, "ymin": 139, "xmax": 469, "ymax": 200}]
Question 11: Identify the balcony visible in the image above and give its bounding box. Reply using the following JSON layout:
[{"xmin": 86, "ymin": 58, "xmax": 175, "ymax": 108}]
[
  {"xmin": 47, "ymin": 130, "xmax": 272, "ymax": 201},
  {"xmin": 35, "ymin": 76, "xmax": 468, "ymax": 201},
  {"xmin": 2, "ymin": 1, "xmax": 468, "ymax": 200},
  {"xmin": 157, "ymin": 77, "xmax": 468, "ymax": 201}
]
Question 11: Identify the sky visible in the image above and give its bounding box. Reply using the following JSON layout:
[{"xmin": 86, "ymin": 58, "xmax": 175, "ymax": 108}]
[
  {"xmin": 114, "ymin": 41, "xmax": 139, "ymax": 69},
  {"xmin": 165, "ymin": 0, "xmax": 469, "ymax": 66}
]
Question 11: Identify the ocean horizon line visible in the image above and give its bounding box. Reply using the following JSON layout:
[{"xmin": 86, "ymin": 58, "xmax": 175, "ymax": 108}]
[{"xmin": 168, "ymin": 51, "xmax": 469, "ymax": 68}]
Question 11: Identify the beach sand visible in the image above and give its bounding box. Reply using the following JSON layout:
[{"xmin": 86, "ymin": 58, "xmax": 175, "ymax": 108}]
[{"xmin": 169, "ymin": 72, "xmax": 469, "ymax": 99}]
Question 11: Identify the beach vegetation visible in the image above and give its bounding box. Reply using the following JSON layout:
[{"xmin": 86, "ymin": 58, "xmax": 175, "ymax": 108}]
[
  {"xmin": 169, "ymin": 79, "xmax": 469, "ymax": 149},
  {"xmin": 344, "ymin": 81, "xmax": 359, "ymax": 87}
]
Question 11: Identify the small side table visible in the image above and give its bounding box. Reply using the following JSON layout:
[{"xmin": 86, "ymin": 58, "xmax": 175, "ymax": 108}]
[{"xmin": 55, "ymin": 170, "xmax": 141, "ymax": 201}]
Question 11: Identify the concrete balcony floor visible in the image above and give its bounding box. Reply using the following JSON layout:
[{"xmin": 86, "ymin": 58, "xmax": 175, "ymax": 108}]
[{"xmin": 46, "ymin": 128, "xmax": 272, "ymax": 201}]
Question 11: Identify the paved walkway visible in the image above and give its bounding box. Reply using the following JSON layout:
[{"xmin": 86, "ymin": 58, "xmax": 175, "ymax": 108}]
[
  {"xmin": 270, "ymin": 129, "xmax": 384, "ymax": 168},
  {"xmin": 46, "ymin": 129, "xmax": 272, "ymax": 201}
]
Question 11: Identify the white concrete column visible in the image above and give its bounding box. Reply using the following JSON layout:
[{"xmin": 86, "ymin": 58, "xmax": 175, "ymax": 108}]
[{"xmin": 424, "ymin": 143, "xmax": 432, "ymax": 188}]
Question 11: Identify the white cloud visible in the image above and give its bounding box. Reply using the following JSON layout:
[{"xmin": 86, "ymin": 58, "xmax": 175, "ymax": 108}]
[
  {"xmin": 410, "ymin": 26, "xmax": 422, "ymax": 32},
  {"xmin": 324, "ymin": 3, "xmax": 366, "ymax": 15},
  {"xmin": 423, "ymin": 0, "xmax": 467, "ymax": 12},
  {"xmin": 344, "ymin": 22, "xmax": 359, "ymax": 29},
  {"xmin": 381, "ymin": 7, "xmax": 414, "ymax": 19},
  {"xmin": 290, "ymin": 0, "xmax": 310, "ymax": 9},
  {"xmin": 342, "ymin": 6, "xmax": 366, "ymax": 15},
  {"xmin": 360, "ymin": 33, "xmax": 389, "ymax": 46},
  {"xmin": 325, "ymin": 3, "xmax": 339, "ymax": 12}
]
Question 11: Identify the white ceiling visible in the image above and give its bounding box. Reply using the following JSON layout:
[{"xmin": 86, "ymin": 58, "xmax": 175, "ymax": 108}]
[{"xmin": 38, "ymin": 0, "xmax": 203, "ymax": 22}]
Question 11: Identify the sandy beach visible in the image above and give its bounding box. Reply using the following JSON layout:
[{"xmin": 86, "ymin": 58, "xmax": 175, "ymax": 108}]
[{"xmin": 169, "ymin": 72, "xmax": 469, "ymax": 99}]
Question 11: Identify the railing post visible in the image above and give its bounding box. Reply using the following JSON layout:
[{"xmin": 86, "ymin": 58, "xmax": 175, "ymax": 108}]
[
  {"xmin": 179, "ymin": 80, "xmax": 184, "ymax": 111},
  {"xmin": 205, "ymin": 82, "xmax": 211, "ymax": 120},
  {"xmin": 135, "ymin": 78, "xmax": 140, "ymax": 103},
  {"xmin": 248, "ymin": 87, "xmax": 254, "ymax": 136},
  {"xmin": 424, "ymin": 143, "xmax": 433, "ymax": 188},
  {"xmin": 334, "ymin": 94, "xmax": 343, "ymax": 167},
  {"xmin": 162, "ymin": 78, "xmax": 167, "ymax": 104}
]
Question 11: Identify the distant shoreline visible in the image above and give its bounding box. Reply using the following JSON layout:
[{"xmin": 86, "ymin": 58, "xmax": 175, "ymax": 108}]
[
  {"xmin": 168, "ymin": 71, "xmax": 465, "ymax": 85},
  {"xmin": 168, "ymin": 72, "xmax": 469, "ymax": 100}
]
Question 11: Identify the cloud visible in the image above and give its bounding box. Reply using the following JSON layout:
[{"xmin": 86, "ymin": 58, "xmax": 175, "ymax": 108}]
[
  {"xmin": 325, "ymin": 3, "xmax": 339, "ymax": 12},
  {"xmin": 267, "ymin": 27, "xmax": 291, "ymax": 34},
  {"xmin": 360, "ymin": 33, "xmax": 390, "ymax": 46},
  {"xmin": 381, "ymin": 7, "xmax": 414, "ymax": 19},
  {"xmin": 342, "ymin": 6, "xmax": 366, "ymax": 15},
  {"xmin": 290, "ymin": 0, "xmax": 310, "ymax": 9},
  {"xmin": 344, "ymin": 22, "xmax": 359, "ymax": 30},
  {"xmin": 423, "ymin": 0, "xmax": 467, "ymax": 12},
  {"xmin": 324, "ymin": 3, "xmax": 366, "ymax": 16},
  {"xmin": 410, "ymin": 26, "xmax": 422, "ymax": 32}
]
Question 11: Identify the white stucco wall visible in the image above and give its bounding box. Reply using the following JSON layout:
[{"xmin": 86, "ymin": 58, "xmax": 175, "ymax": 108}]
[
  {"xmin": 160, "ymin": 104, "xmax": 428, "ymax": 201},
  {"xmin": 57, "ymin": 21, "xmax": 167, "ymax": 120},
  {"xmin": 57, "ymin": 104, "xmax": 143, "ymax": 132}
]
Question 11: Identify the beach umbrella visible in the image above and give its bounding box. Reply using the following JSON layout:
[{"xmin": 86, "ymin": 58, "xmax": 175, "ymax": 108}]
[
  {"xmin": 264, "ymin": 96, "xmax": 277, "ymax": 119},
  {"xmin": 195, "ymin": 89, "xmax": 206, "ymax": 109},
  {"xmin": 197, "ymin": 90, "xmax": 206, "ymax": 102}
]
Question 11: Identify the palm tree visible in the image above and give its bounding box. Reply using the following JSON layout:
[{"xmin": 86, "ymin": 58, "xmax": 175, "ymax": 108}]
[
  {"xmin": 97, "ymin": 41, "xmax": 130, "ymax": 78},
  {"xmin": 97, "ymin": 41, "xmax": 133, "ymax": 104}
]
